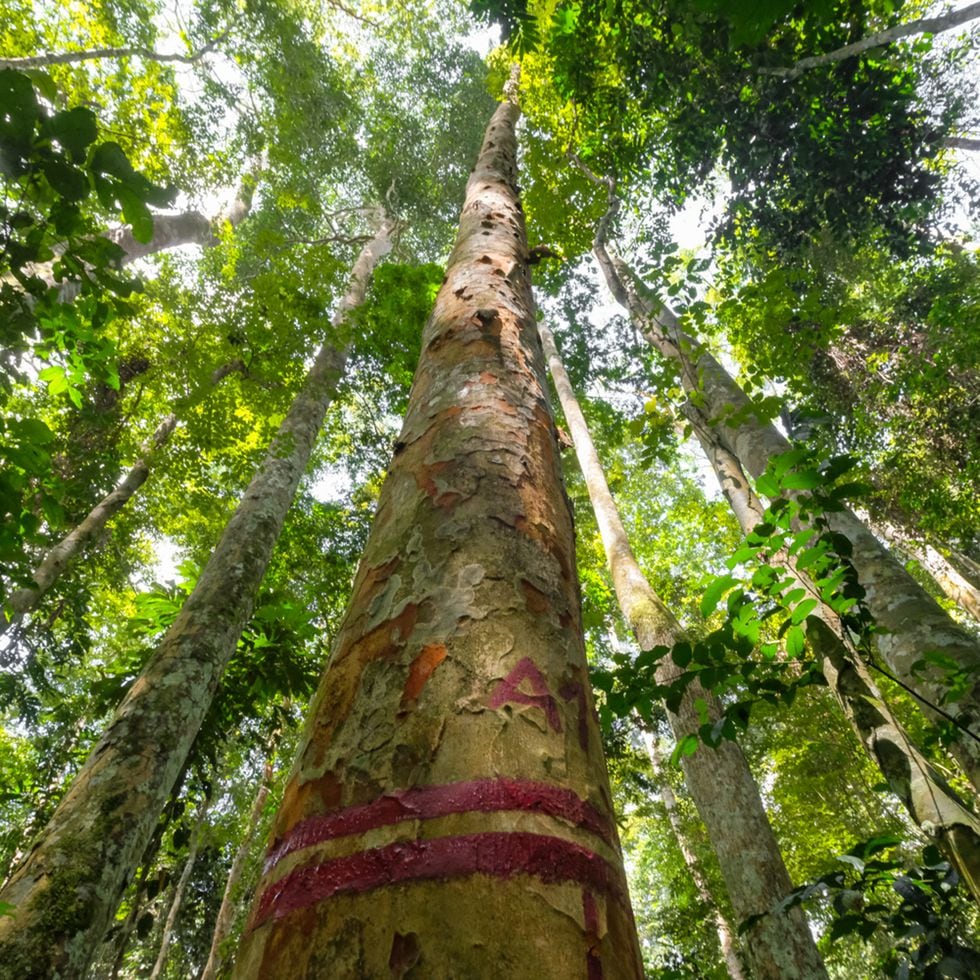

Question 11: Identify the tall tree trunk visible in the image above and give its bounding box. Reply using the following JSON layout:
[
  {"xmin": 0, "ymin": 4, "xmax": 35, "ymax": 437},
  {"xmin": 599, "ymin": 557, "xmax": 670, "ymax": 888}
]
[
  {"xmin": 0, "ymin": 218, "xmax": 394, "ymax": 979},
  {"xmin": 234, "ymin": 88, "xmax": 643, "ymax": 980},
  {"xmin": 858, "ymin": 513, "xmax": 980, "ymax": 625},
  {"xmin": 642, "ymin": 733, "xmax": 746, "ymax": 980},
  {"xmin": 538, "ymin": 322, "xmax": 826, "ymax": 979},
  {"xmin": 200, "ymin": 754, "xmax": 275, "ymax": 980},
  {"xmin": 695, "ymin": 420, "xmax": 980, "ymax": 899},
  {"xmin": 148, "ymin": 801, "xmax": 209, "ymax": 980},
  {"xmin": 584, "ymin": 178, "xmax": 980, "ymax": 791}
]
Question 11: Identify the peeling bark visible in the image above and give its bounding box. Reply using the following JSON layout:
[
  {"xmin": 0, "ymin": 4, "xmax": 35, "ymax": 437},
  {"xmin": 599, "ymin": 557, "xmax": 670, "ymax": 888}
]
[
  {"xmin": 538, "ymin": 322, "xmax": 825, "ymax": 980},
  {"xmin": 586, "ymin": 187, "xmax": 980, "ymax": 791},
  {"xmin": 643, "ymin": 734, "xmax": 746, "ymax": 980},
  {"xmin": 696, "ymin": 424, "xmax": 980, "ymax": 900},
  {"xmin": 235, "ymin": 92, "xmax": 643, "ymax": 979},
  {"xmin": 0, "ymin": 219, "xmax": 393, "ymax": 979}
]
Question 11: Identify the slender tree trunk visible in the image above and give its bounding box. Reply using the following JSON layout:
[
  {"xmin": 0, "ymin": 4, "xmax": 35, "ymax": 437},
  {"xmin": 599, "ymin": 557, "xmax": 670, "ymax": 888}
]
[
  {"xmin": 149, "ymin": 802, "xmax": 209, "ymax": 980},
  {"xmin": 0, "ymin": 218, "xmax": 394, "ymax": 979},
  {"xmin": 1, "ymin": 416, "xmax": 176, "ymax": 634},
  {"xmin": 234, "ymin": 88, "xmax": 643, "ymax": 980},
  {"xmin": 200, "ymin": 755, "xmax": 275, "ymax": 980},
  {"xmin": 695, "ymin": 422, "xmax": 980, "ymax": 899},
  {"xmin": 538, "ymin": 321, "xmax": 825, "ymax": 978},
  {"xmin": 1, "ymin": 359, "xmax": 248, "ymax": 636},
  {"xmin": 584, "ymin": 181, "xmax": 980, "ymax": 790},
  {"xmin": 859, "ymin": 513, "xmax": 980, "ymax": 625},
  {"xmin": 642, "ymin": 733, "xmax": 746, "ymax": 980}
]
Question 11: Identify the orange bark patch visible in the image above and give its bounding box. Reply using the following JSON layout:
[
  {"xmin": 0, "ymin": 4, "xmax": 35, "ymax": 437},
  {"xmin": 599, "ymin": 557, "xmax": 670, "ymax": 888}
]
[
  {"xmin": 520, "ymin": 579, "xmax": 550, "ymax": 615},
  {"xmin": 273, "ymin": 769, "xmax": 345, "ymax": 838},
  {"xmin": 401, "ymin": 643, "xmax": 448, "ymax": 705},
  {"xmin": 343, "ymin": 603, "xmax": 419, "ymax": 664},
  {"xmin": 479, "ymin": 371, "xmax": 498, "ymax": 384}
]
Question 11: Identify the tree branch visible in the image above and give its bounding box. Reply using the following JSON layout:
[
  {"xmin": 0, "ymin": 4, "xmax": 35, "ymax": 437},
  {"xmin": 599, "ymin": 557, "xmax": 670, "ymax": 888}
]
[
  {"xmin": 944, "ymin": 135, "xmax": 980, "ymax": 151},
  {"xmin": 763, "ymin": 1, "xmax": 980, "ymax": 80},
  {"xmin": 0, "ymin": 30, "xmax": 229, "ymax": 70}
]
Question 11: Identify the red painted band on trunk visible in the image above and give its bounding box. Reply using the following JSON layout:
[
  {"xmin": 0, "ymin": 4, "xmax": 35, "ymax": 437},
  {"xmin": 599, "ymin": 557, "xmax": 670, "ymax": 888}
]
[
  {"xmin": 253, "ymin": 831, "xmax": 624, "ymax": 928},
  {"xmin": 265, "ymin": 778, "xmax": 616, "ymax": 872}
]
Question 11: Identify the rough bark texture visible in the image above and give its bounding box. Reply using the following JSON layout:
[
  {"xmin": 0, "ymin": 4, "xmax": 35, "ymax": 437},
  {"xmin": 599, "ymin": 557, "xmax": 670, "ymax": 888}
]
[
  {"xmin": 764, "ymin": 1, "xmax": 980, "ymax": 79},
  {"xmin": 1, "ymin": 415, "xmax": 177, "ymax": 635},
  {"xmin": 200, "ymin": 756, "xmax": 274, "ymax": 980},
  {"xmin": 0, "ymin": 221, "xmax": 393, "ymax": 979},
  {"xmin": 234, "ymin": 95, "xmax": 643, "ymax": 980},
  {"xmin": 698, "ymin": 427, "xmax": 980, "ymax": 900},
  {"xmin": 538, "ymin": 322, "xmax": 825, "ymax": 979},
  {"xmin": 643, "ymin": 734, "xmax": 746, "ymax": 980},
  {"xmin": 590, "ymin": 215, "xmax": 980, "ymax": 791}
]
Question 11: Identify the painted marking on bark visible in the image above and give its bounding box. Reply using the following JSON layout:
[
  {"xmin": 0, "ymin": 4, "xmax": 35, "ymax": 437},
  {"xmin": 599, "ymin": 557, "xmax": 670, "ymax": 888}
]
[
  {"xmin": 583, "ymin": 890, "xmax": 604, "ymax": 980},
  {"xmin": 265, "ymin": 778, "xmax": 616, "ymax": 871},
  {"xmin": 401, "ymin": 644, "xmax": 447, "ymax": 705},
  {"xmin": 487, "ymin": 656, "xmax": 562, "ymax": 732},
  {"xmin": 253, "ymin": 832, "xmax": 624, "ymax": 928}
]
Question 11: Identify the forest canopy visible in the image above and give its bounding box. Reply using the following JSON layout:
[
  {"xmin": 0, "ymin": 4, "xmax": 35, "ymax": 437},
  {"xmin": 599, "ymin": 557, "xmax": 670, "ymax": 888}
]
[{"xmin": 1, "ymin": 1, "xmax": 979, "ymax": 977}]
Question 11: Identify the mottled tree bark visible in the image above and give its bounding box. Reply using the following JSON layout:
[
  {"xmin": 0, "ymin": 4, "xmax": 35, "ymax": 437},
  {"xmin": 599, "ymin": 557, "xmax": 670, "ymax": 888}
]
[
  {"xmin": 859, "ymin": 513, "xmax": 980, "ymax": 625},
  {"xmin": 696, "ymin": 424, "xmax": 980, "ymax": 900},
  {"xmin": 643, "ymin": 734, "xmax": 746, "ymax": 980},
  {"xmin": 235, "ymin": 92, "xmax": 643, "ymax": 979},
  {"xmin": 538, "ymin": 322, "xmax": 825, "ymax": 979},
  {"xmin": 201, "ymin": 755, "xmax": 275, "ymax": 980},
  {"xmin": 0, "ymin": 219, "xmax": 394, "ymax": 979},
  {"xmin": 585, "ymin": 183, "xmax": 980, "ymax": 791}
]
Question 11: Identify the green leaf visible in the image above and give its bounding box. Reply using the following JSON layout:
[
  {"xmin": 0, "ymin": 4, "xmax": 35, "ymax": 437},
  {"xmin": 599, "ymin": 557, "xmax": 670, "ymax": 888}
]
[
  {"xmin": 755, "ymin": 473, "xmax": 779, "ymax": 497},
  {"xmin": 781, "ymin": 470, "xmax": 821, "ymax": 490},
  {"xmin": 785, "ymin": 624, "xmax": 806, "ymax": 657},
  {"xmin": 45, "ymin": 106, "xmax": 98, "ymax": 159},
  {"xmin": 790, "ymin": 598, "xmax": 818, "ymax": 625},
  {"xmin": 118, "ymin": 185, "xmax": 153, "ymax": 243},
  {"xmin": 700, "ymin": 574, "xmax": 738, "ymax": 618}
]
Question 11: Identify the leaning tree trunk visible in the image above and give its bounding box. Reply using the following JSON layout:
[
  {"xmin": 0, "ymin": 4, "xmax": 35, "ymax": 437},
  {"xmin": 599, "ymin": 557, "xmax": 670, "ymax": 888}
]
[
  {"xmin": 200, "ymin": 752, "xmax": 276, "ymax": 980},
  {"xmin": 0, "ymin": 417, "xmax": 175, "ymax": 635},
  {"xmin": 538, "ymin": 322, "xmax": 826, "ymax": 979},
  {"xmin": 0, "ymin": 217, "xmax": 395, "ymax": 979},
  {"xmin": 584, "ymin": 177, "xmax": 980, "ymax": 791},
  {"xmin": 0, "ymin": 358, "xmax": 247, "ymax": 636},
  {"xmin": 234, "ymin": 87, "xmax": 643, "ymax": 980},
  {"xmin": 695, "ymin": 420, "xmax": 980, "ymax": 899},
  {"xmin": 642, "ymin": 734, "xmax": 746, "ymax": 980}
]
